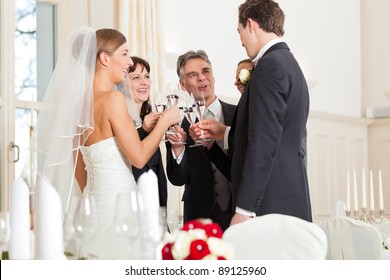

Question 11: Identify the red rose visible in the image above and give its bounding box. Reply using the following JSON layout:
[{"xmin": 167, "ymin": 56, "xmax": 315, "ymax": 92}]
[
  {"xmin": 189, "ymin": 239, "xmax": 210, "ymax": 260},
  {"xmin": 161, "ymin": 243, "xmax": 174, "ymax": 260},
  {"xmin": 182, "ymin": 220, "xmax": 204, "ymax": 231},
  {"xmin": 202, "ymin": 223, "xmax": 223, "ymax": 238}
]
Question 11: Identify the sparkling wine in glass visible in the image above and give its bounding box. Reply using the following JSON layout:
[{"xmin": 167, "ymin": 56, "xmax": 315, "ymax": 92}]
[
  {"xmin": 168, "ymin": 87, "xmax": 187, "ymax": 144},
  {"xmin": 184, "ymin": 93, "xmax": 202, "ymax": 147},
  {"xmin": 185, "ymin": 108, "xmax": 203, "ymax": 148},
  {"xmin": 191, "ymin": 91, "xmax": 212, "ymax": 146},
  {"xmin": 153, "ymin": 90, "xmax": 167, "ymax": 113},
  {"xmin": 153, "ymin": 90, "xmax": 168, "ymax": 141},
  {"xmin": 165, "ymin": 83, "xmax": 179, "ymax": 135}
]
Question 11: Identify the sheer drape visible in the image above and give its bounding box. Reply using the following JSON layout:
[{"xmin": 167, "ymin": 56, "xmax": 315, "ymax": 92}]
[{"xmin": 119, "ymin": 0, "xmax": 166, "ymax": 93}]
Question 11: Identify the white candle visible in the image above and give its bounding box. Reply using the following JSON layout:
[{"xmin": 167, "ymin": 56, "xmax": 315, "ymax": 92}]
[
  {"xmin": 379, "ymin": 169, "xmax": 384, "ymax": 210},
  {"xmin": 353, "ymin": 170, "xmax": 359, "ymax": 210},
  {"xmin": 346, "ymin": 171, "xmax": 351, "ymax": 211},
  {"xmin": 361, "ymin": 168, "xmax": 367, "ymax": 208},
  {"xmin": 369, "ymin": 170, "xmax": 375, "ymax": 210}
]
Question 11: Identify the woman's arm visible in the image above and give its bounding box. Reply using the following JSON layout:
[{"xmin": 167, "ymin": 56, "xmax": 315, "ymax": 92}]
[{"xmin": 109, "ymin": 91, "xmax": 180, "ymax": 169}]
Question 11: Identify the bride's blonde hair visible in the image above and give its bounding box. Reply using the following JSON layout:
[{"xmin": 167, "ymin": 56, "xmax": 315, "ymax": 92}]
[{"xmin": 96, "ymin": 28, "xmax": 127, "ymax": 58}]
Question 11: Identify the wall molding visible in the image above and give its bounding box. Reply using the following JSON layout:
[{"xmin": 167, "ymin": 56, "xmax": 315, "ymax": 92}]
[{"xmin": 308, "ymin": 111, "xmax": 390, "ymax": 220}]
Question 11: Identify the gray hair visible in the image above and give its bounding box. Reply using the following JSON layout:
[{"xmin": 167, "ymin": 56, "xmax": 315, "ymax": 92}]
[{"xmin": 176, "ymin": 50, "xmax": 212, "ymax": 80}]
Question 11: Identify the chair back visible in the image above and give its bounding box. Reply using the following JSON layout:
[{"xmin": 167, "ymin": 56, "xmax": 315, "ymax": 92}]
[
  {"xmin": 222, "ymin": 213, "xmax": 328, "ymax": 260},
  {"xmin": 317, "ymin": 217, "xmax": 383, "ymax": 259}
]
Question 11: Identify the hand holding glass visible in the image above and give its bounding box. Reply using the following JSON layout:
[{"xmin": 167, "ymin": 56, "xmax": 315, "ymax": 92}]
[{"xmin": 191, "ymin": 91, "xmax": 212, "ymax": 146}]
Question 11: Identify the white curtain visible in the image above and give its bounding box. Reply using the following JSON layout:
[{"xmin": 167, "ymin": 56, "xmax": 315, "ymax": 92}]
[{"xmin": 119, "ymin": 0, "xmax": 166, "ymax": 94}]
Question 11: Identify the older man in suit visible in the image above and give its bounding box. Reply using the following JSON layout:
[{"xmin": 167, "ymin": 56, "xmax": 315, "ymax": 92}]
[
  {"xmin": 198, "ymin": 0, "xmax": 312, "ymax": 225},
  {"xmin": 166, "ymin": 50, "xmax": 236, "ymax": 231}
]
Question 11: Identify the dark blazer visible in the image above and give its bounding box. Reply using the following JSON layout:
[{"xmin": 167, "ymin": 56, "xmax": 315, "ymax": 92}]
[
  {"xmin": 133, "ymin": 126, "xmax": 168, "ymax": 207},
  {"xmin": 209, "ymin": 42, "xmax": 312, "ymax": 222},
  {"xmin": 166, "ymin": 100, "xmax": 236, "ymax": 228}
]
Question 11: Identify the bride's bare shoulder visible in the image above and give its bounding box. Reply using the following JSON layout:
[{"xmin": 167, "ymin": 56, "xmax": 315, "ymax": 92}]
[{"xmin": 96, "ymin": 90, "xmax": 126, "ymax": 107}]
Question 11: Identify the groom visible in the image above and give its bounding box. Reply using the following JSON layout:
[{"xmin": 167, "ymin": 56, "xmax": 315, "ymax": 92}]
[{"xmin": 198, "ymin": 0, "xmax": 312, "ymax": 225}]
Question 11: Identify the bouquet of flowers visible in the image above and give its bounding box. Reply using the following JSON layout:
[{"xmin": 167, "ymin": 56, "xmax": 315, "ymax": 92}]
[
  {"xmin": 161, "ymin": 219, "xmax": 234, "ymax": 260},
  {"xmin": 238, "ymin": 68, "xmax": 252, "ymax": 85}
]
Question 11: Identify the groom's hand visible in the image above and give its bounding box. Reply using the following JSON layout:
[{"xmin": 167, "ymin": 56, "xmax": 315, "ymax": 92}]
[
  {"xmin": 230, "ymin": 213, "xmax": 252, "ymax": 226},
  {"xmin": 199, "ymin": 119, "xmax": 227, "ymax": 140}
]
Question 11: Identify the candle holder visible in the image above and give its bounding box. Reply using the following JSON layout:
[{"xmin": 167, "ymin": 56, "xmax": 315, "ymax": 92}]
[
  {"xmin": 345, "ymin": 208, "xmax": 387, "ymax": 224},
  {"xmin": 360, "ymin": 207, "xmax": 372, "ymax": 223}
]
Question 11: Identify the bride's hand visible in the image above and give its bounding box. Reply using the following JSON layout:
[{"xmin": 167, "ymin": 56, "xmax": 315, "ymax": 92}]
[{"xmin": 161, "ymin": 106, "xmax": 181, "ymax": 127}]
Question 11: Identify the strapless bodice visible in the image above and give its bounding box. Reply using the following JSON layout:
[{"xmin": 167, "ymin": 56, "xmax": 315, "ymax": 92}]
[
  {"xmin": 81, "ymin": 137, "xmax": 134, "ymax": 188},
  {"xmin": 79, "ymin": 137, "xmax": 138, "ymax": 259}
]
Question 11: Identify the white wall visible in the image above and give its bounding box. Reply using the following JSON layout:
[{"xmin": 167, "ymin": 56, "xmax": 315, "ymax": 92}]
[
  {"xmin": 163, "ymin": 0, "xmax": 362, "ymax": 117},
  {"xmin": 163, "ymin": 0, "xmax": 246, "ymax": 102},
  {"xmin": 280, "ymin": 0, "xmax": 361, "ymax": 117},
  {"xmin": 62, "ymin": 0, "xmax": 390, "ymax": 117},
  {"xmin": 362, "ymin": 0, "xmax": 390, "ymax": 114},
  {"xmin": 54, "ymin": 0, "xmax": 116, "ymax": 51}
]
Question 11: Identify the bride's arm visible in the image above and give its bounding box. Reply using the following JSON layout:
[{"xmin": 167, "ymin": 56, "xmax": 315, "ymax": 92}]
[{"xmin": 108, "ymin": 91, "xmax": 180, "ymax": 169}]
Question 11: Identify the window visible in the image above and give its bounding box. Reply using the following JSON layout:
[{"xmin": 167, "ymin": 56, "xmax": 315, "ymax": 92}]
[{"xmin": 0, "ymin": 0, "xmax": 57, "ymax": 210}]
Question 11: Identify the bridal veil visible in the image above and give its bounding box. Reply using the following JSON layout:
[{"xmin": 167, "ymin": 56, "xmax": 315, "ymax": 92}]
[{"xmin": 36, "ymin": 26, "xmax": 96, "ymax": 213}]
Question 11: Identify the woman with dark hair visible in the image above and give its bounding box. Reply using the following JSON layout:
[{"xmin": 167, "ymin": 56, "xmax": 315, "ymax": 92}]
[{"xmin": 128, "ymin": 56, "xmax": 168, "ymax": 207}]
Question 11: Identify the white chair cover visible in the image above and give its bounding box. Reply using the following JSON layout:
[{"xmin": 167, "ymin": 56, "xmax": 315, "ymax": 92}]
[
  {"xmin": 223, "ymin": 213, "xmax": 328, "ymax": 260},
  {"xmin": 317, "ymin": 217, "xmax": 383, "ymax": 260}
]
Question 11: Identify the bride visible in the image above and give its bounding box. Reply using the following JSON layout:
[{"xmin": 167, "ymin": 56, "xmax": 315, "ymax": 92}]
[{"xmin": 36, "ymin": 26, "xmax": 180, "ymax": 259}]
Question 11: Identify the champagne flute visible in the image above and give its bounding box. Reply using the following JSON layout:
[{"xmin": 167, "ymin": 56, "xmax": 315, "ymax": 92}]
[
  {"xmin": 73, "ymin": 194, "xmax": 98, "ymax": 259},
  {"xmin": 184, "ymin": 93, "xmax": 203, "ymax": 147},
  {"xmin": 153, "ymin": 90, "xmax": 167, "ymax": 113},
  {"xmin": 166, "ymin": 83, "xmax": 179, "ymax": 107},
  {"xmin": 153, "ymin": 90, "xmax": 168, "ymax": 141},
  {"xmin": 114, "ymin": 191, "xmax": 140, "ymax": 259},
  {"xmin": 168, "ymin": 87, "xmax": 187, "ymax": 144},
  {"xmin": 139, "ymin": 205, "xmax": 169, "ymax": 260},
  {"xmin": 159, "ymin": 206, "xmax": 169, "ymax": 234},
  {"xmin": 191, "ymin": 91, "xmax": 212, "ymax": 146},
  {"xmin": 165, "ymin": 83, "xmax": 179, "ymax": 135},
  {"xmin": 63, "ymin": 197, "xmax": 78, "ymax": 252}
]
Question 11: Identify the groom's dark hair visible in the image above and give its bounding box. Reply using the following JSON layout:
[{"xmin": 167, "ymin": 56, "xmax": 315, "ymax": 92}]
[{"xmin": 239, "ymin": 0, "xmax": 285, "ymax": 37}]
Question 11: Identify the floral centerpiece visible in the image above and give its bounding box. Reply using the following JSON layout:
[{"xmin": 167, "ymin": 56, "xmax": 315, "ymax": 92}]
[
  {"xmin": 238, "ymin": 68, "xmax": 252, "ymax": 85},
  {"xmin": 161, "ymin": 219, "xmax": 234, "ymax": 260}
]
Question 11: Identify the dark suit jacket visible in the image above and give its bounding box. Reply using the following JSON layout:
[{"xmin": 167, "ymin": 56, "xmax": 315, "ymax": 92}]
[
  {"xmin": 209, "ymin": 42, "xmax": 312, "ymax": 222},
  {"xmin": 133, "ymin": 126, "xmax": 167, "ymax": 207},
  {"xmin": 166, "ymin": 100, "xmax": 236, "ymax": 223}
]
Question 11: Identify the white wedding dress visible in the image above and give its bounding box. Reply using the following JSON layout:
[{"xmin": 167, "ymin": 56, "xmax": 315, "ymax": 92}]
[{"xmin": 79, "ymin": 137, "xmax": 139, "ymax": 259}]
